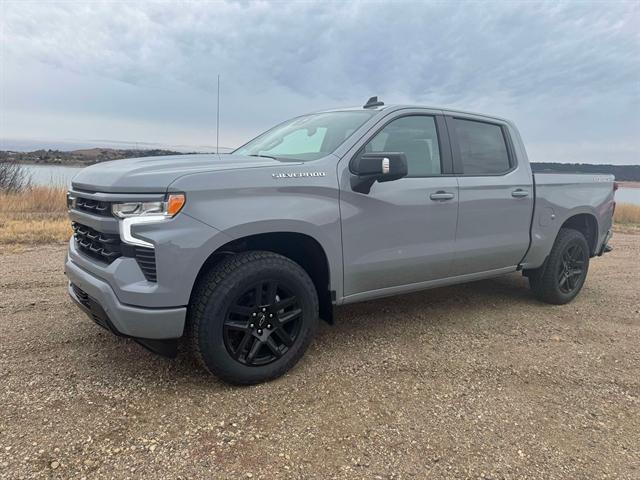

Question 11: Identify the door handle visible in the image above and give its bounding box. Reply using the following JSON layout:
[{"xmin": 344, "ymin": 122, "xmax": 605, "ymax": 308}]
[
  {"xmin": 511, "ymin": 189, "xmax": 529, "ymax": 198},
  {"xmin": 429, "ymin": 191, "xmax": 455, "ymax": 201}
]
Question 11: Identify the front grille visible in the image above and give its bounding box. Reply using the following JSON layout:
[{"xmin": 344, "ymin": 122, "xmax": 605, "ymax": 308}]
[
  {"xmin": 134, "ymin": 247, "xmax": 157, "ymax": 282},
  {"xmin": 72, "ymin": 222, "xmax": 158, "ymax": 282},
  {"xmin": 75, "ymin": 197, "xmax": 112, "ymax": 217},
  {"xmin": 72, "ymin": 222, "xmax": 122, "ymax": 264}
]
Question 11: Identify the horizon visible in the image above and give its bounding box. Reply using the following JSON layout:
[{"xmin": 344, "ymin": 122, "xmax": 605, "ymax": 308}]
[
  {"xmin": 2, "ymin": 1, "xmax": 639, "ymax": 165},
  {"xmin": 2, "ymin": 137, "xmax": 640, "ymax": 167},
  {"xmin": 3, "ymin": 140, "xmax": 640, "ymax": 168}
]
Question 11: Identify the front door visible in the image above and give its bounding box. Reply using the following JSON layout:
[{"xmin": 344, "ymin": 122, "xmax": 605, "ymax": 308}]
[{"xmin": 339, "ymin": 113, "xmax": 459, "ymax": 298}]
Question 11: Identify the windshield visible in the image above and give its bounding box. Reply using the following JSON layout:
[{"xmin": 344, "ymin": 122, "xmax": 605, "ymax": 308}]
[{"xmin": 233, "ymin": 111, "xmax": 376, "ymax": 161}]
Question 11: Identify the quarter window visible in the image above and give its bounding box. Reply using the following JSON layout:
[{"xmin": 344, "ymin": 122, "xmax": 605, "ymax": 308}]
[
  {"xmin": 453, "ymin": 119, "xmax": 511, "ymax": 175},
  {"xmin": 363, "ymin": 116, "xmax": 442, "ymax": 176}
]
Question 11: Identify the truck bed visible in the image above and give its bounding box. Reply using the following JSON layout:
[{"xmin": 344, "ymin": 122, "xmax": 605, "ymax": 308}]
[{"xmin": 521, "ymin": 173, "xmax": 615, "ymax": 268}]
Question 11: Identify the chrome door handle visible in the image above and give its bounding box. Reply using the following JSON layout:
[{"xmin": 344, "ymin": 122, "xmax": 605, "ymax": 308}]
[
  {"xmin": 429, "ymin": 191, "xmax": 455, "ymax": 201},
  {"xmin": 511, "ymin": 189, "xmax": 529, "ymax": 198}
]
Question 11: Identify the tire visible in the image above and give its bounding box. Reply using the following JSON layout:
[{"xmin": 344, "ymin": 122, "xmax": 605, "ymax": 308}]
[
  {"xmin": 187, "ymin": 251, "xmax": 319, "ymax": 385},
  {"xmin": 528, "ymin": 228, "xmax": 590, "ymax": 305}
]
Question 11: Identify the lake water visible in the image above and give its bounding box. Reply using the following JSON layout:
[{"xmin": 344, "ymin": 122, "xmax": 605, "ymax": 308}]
[
  {"xmin": 23, "ymin": 164, "xmax": 84, "ymax": 187},
  {"xmin": 21, "ymin": 164, "xmax": 640, "ymax": 205},
  {"xmin": 615, "ymin": 187, "xmax": 640, "ymax": 205}
]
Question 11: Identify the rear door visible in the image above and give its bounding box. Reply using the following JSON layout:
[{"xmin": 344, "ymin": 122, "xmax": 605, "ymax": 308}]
[
  {"xmin": 339, "ymin": 111, "xmax": 459, "ymax": 298},
  {"xmin": 446, "ymin": 115, "xmax": 534, "ymax": 275}
]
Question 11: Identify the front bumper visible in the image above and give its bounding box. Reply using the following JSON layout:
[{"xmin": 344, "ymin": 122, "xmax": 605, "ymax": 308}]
[{"xmin": 65, "ymin": 254, "xmax": 186, "ymax": 340}]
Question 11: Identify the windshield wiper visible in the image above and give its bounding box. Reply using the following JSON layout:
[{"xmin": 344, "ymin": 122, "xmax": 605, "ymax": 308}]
[{"xmin": 248, "ymin": 154, "xmax": 277, "ymax": 160}]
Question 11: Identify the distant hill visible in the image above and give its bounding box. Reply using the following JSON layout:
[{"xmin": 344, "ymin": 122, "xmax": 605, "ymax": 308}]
[
  {"xmin": 0, "ymin": 148, "xmax": 195, "ymax": 166},
  {"xmin": 531, "ymin": 163, "xmax": 639, "ymax": 182}
]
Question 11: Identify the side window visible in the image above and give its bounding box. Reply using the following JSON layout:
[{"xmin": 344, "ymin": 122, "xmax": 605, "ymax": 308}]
[
  {"xmin": 453, "ymin": 119, "xmax": 511, "ymax": 175},
  {"xmin": 363, "ymin": 116, "xmax": 442, "ymax": 176}
]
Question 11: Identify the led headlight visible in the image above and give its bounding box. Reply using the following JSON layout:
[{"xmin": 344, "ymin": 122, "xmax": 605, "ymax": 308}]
[
  {"xmin": 113, "ymin": 194, "xmax": 186, "ymax": 249},
  {"xmin": 112, "ymin": 193, "xmax": 185, "ymax": 219}
]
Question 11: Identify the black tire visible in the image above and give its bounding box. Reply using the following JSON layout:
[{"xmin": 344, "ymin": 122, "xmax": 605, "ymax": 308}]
[
  {"xmin": 187, "ymin": 251, "xmax": 319, "ymax": 385},
  {"xmin": 528, "ymin": 228, "xmax": 590, "ymax": 305}
]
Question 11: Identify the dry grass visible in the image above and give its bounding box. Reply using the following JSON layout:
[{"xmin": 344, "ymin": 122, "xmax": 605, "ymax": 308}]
[
  {"xmin": 0, "ymin": 187, "xmax": 639, "ymax": 249},
  {"xmin": 0, "ymin": 186, "xmax": 71, "ymax": 248},
  {"xmin": 614, "ymin": 203, "xmax": 640, "ymax": 224}
]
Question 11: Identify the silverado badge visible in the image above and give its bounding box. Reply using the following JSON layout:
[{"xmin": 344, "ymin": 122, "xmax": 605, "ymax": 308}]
[{"xmin": 272, "ymin": 172, "xmax": 327, "ymax": 179}]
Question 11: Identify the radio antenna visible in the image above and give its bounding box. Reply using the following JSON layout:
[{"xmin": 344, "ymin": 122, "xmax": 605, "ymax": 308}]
[{"xmin": 216, "ymin": 74, "xmax": 220, "ymax": 154}]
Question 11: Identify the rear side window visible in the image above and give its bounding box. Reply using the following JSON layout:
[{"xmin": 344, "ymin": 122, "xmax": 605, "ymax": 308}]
[{"xmin": 453, "ymin": 119, "xmax": 511, "ymax": 175}]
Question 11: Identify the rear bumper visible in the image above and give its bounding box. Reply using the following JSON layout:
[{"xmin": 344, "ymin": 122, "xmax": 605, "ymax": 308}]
[
  {"xmin": 65, "ymin": 255, "xmax": 186, "ymax": 340},
  {"xmin": 597, "ymin": 229, "xmax": 613, "ymax": 256}
]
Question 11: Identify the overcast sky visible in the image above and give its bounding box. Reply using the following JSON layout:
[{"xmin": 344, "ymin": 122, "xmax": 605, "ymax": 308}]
[{"xmin": 1, "ymin": 0, "xmax": 638, "ymax": 164}]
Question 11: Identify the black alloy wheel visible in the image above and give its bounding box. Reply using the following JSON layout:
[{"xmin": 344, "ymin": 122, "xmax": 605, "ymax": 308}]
[
  {"xmin": 188, "ymin": 251, "xmax": 319, "ymax": 384},
  {"xmin": 223, "ymin": 280, "xmax": 303, "ymax": 366},
  {"xmin": 557, "ymin": 242, "xmax": 587, "ymax": 294},
  {"xmin": 527, "ymin": 228, "xmax": 590, "ymax": 305}
]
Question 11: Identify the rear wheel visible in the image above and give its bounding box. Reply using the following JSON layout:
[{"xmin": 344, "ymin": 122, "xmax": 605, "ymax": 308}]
[
  {"xmin": 528, "ymin": 228, "xmax": 590, "ymax": 305},
  {"xmin": 187, "ymin": 251, "xmax": 319, "ymax": 384}
]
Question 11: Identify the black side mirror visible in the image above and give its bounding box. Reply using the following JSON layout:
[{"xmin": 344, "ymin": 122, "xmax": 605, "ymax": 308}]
[{"xmin": 350, "ymin": 152, "xmax": 408, "ymax": 194}]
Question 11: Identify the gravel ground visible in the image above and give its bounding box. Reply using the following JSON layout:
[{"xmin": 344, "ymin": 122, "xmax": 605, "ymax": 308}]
[{"xmin": 1, "ymin": 233, "xmax": 638, "ymax": 480}]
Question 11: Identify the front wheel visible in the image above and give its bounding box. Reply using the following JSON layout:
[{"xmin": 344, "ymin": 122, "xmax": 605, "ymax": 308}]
[
  {"xmin": 188, "ymin": 251, "xmax": 319, "ymax": 384},
  {"xmin": 528, "ymin": 228, "xmax": 590, "ymax": 305}
]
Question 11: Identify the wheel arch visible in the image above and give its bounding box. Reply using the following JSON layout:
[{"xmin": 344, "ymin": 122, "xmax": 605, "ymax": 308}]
[
  {"xmin": 522, "ymin": 204, "xmax": 603, "ymax": 270},
  {"xmin": 560, "ymin": 212, "xmax": 599, "ymax": 256},
  {"xmin": 190, "ymin": 231, "xmax": 335, "ymax": 323}
]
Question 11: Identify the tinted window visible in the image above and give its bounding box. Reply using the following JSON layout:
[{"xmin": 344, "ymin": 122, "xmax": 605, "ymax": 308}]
[
  {"xmin": 453, "ymin": 119, "xmax": 511, "ymax": 174},
  {"xmin": 364, "ymin": 116, "xmax": 441, "ymax": 176}
]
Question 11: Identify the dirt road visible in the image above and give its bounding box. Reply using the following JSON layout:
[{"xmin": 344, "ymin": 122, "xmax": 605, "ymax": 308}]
[{"xmin": 1, "ymin": 234, "xmax": 638, "ymax": 479}]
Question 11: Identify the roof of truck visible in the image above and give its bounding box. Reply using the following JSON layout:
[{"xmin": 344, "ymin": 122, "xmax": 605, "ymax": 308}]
[{"xmin": 319, "ymin": 100, "xmax": 511, "ymax": 124}]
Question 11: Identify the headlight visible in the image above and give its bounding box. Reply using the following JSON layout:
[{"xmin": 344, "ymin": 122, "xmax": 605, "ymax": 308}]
[{"xmin": 112, "ymin": 193, "xmax": 185, "ymax": 219}]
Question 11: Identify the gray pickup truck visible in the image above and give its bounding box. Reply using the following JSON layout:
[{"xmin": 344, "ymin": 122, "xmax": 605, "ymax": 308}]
[{"xmin": 65, "ymin": 97, "xmax": 615, "ymax": 384}]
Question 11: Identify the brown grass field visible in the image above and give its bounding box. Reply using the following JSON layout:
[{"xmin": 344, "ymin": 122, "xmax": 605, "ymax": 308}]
[
  {"xmin": 0, "ymin": 187, "xmax": 639, "ymax": 248},
  {"xmin": 0, "ymin": 187, "xmax": 71, "ymax": 248},
  {"xmin": 614, "ymin": 202, "xmax": 640, "ymax": 224}
]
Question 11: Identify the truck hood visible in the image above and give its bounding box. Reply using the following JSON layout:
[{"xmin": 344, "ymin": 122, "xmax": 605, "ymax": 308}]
[{"xmin": 71, "ymin": 154, "xmax": 301, "ymax": 193}]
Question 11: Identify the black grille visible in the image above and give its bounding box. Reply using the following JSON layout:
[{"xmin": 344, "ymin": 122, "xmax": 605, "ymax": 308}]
[
  {"xmin": 71, "ymin": 222, "xmax": 158, "ymax": 282},
  {"xmin": 134, "ymin": 247, "xmax": 157, "ymax": 282},
  {"xmin": 72, "ymin": 222, "xmax": 122, "ymax": 263},
  {"xmin": 76, "ymin": 197, "xmax": 112, "ymax": 217}
]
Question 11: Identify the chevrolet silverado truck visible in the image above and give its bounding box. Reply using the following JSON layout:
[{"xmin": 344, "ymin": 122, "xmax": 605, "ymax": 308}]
[{"xmin": 65, "ymin": 97, "xmax": 615, "ymax": 384}]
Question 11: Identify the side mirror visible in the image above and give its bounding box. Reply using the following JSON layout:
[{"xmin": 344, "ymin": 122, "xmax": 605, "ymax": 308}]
[{"xmin": 350, "ymin": 152, "xmax": 408, "ymax": 194}]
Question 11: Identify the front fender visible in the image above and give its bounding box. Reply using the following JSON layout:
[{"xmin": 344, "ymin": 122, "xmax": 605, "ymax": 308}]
[{"xmin": 168, "ymin": 160, "xmax": 343, "ymax": 298}]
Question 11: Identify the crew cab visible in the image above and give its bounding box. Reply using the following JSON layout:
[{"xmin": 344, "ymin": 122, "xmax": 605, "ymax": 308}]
[{"xmin": 65, "ymin": 97, "xmax": 615, "ymax": 384}]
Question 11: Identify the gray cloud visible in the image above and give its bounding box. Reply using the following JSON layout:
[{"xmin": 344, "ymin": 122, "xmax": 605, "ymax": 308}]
[{"xmin": 1, "ymin": 0, "xmax": 638, "ymax": 163}]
